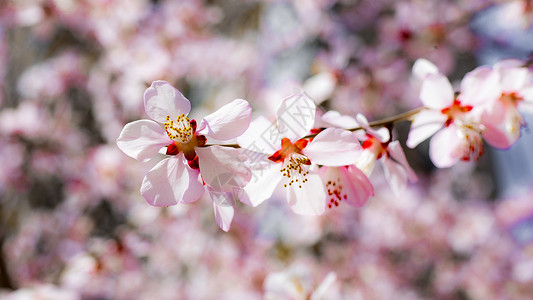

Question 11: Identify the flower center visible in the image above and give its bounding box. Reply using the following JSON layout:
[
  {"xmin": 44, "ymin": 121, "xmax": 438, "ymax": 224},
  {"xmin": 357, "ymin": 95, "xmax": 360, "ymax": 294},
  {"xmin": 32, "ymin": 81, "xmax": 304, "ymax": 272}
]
[
  {"xmin": 441, "ymin": 99, "xmax": 473, "ymax": 127},
  {"xmin": 268, "ymin": 138, "xmax": 311, "ymax": 188},
  {"xmin": 457, "ymin": 124, "xmax": 484, "ymax": 162},
  {"xmin": 326, "ymin": 176, "xmax": 347, "ymax": 209},
  {"xmin": 164, "ymin": 114, "xmax": 206, "ymax": 169}
]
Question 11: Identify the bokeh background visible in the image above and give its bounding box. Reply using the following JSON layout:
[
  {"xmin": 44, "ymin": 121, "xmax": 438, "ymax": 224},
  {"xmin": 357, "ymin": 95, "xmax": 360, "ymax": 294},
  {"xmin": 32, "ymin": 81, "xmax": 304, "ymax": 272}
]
[{"xmin": 1, "ymin": 0, "xmax": 533, "ymax": 299}]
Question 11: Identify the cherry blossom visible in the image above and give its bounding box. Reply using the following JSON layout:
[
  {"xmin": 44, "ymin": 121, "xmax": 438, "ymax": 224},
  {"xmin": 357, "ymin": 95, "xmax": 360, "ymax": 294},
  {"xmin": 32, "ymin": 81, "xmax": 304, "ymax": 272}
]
[
  {"xmin": 117, "ymin": 81, "xmax": 252, "ymax": 210},
  {"xmin": 480, "ymin": 59, "xmax": 533, "ymax": 149},
  {"xmin": 356, "ymin": 114, "xmax": 417, "ymax": 197},
  {"xmin": 407, "ymin": 59, "xmax": 500, "ymax": 168},
  {"xmin": 238, "ymin": 91, "xmax": 361, "ymax": 215}
]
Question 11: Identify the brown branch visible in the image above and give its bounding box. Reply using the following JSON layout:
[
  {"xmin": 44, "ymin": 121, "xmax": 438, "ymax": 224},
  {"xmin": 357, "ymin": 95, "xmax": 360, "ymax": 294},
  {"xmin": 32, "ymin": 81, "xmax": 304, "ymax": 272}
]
[{"xmin": 204, "ymin": 106, "xmax": 425, "ymax": 149}]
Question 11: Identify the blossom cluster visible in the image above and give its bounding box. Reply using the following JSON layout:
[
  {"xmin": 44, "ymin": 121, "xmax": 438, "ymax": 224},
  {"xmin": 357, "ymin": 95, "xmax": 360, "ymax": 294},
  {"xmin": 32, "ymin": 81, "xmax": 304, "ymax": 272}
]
[
  {"xmin": 2, "ymin": 0, "xmax": 533, "ymax": 299},
  {"xmin": 118, "ymin": 53, "xmax": 533, "ymax": 232}
]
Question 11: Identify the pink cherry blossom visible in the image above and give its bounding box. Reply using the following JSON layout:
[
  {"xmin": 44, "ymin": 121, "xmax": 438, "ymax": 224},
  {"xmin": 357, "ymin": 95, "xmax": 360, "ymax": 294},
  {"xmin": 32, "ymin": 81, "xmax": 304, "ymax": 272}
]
[
  {"xmin": 480, "ymin": 59, "xmax": 533, "ymax": 149},
  {"xmin": 117, "ymin": 81, "xmax": 252, "ymax": 213},
  {"xmin": 407, "ymin": 59, "xmax": 500, "ymax": 168},
  {"xmin": 238, "ymin": 92, "xmax": 361, "ymax": 215},
  {"xmin": 355, "ymin": 114, "xmax": 417, "ymax": 197}
]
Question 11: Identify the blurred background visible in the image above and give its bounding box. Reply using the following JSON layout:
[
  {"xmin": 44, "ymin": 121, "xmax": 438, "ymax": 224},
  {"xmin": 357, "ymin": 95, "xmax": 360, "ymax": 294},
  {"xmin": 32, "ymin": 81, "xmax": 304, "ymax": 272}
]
[{"xmin": 1, "ymin": 0, "xmax": 533, "ymax": 299}]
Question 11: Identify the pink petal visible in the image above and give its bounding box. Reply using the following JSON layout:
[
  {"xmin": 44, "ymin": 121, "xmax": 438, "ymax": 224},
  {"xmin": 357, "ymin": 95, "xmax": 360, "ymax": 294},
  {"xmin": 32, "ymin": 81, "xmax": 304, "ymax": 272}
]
[
  {"xmin": 482, "ymin": 105, "xmax": 521, "ymax": 149},
  {"xmin": 406, "ymin": 109, "xmax": 446, "ymax": 148},
  {"xmin": 319, "ymin": 166, "xmax": 373, "ymax": 207},
  {"xmin": 237, "ymin": 116, "xmax": 281, "ymax": 154},
  {"xmin": 276, "ymin": 91, "xmax": 316, "ymax": 141},
  {"xmin": 286, "ymin": 172, "xmax": 326, "ymax": 215},
  {"xmin": 320, "ymin": 110, "xmax": 359, "ymax": 129},
  {"xmin": 420, "ymin": 73, "xmax": 454, "ymax": 109},
  {"xmin": 197, "ymin": 99, "xmax": 252, "ymax": 141},
  {"xmin": 196, "ymin": 146, "xmax": 252, "ymax": 193},
  {"xmin": 355, "ymin": 114, "xmax": 390, "ymax": 142},
  {"xmin": 388, "ymin": 141, "xmax": 418, "ymax": 182},
  {"xmin": 144, "ymin": 81, "xmax": 191, "ymax": 123},
  {"xmin": 211, "ymin": 193, "xmax": 236, "ymax": 232},
  {"xmin": 429, "ymin": 125, "xmax": 462, "ymax": 168},
  {"xmin": 498, "ymin": 65, "xmax": 529, "ymax": 92},
  {"xmin": 382, "ymin": 157, "xmax": 408, "ymax": 197},
  {"xmin": 459, "ymin": 66, "xmax": 500, "ymax": 106},
  {"xmin": 241, "ymin": 162, "xmax": 282, "ymax": 207},
  {"xmin": 412, "ymin": 58, "xmax": 439, "ymax": 80},
  {"xmin": 140, "ymin": 155, "xmax": 204, "ymax": 206},
  {"xmin": 482, "ymin": 122, "xmax": 518, "ymax": 149},
  {"xmin": 116, "ymin": 119, "xmax": 169, "ymax": 162},
  {"xmin": 304, "ymin": 128, "xmax": 361, "ymax": 166}
]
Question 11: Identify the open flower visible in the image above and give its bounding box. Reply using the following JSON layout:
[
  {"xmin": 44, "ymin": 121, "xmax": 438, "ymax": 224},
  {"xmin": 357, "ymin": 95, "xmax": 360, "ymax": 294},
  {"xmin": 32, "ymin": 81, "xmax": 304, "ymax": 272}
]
[
  {"xmin": 117, "ymin": 81, "xmax": 252, "ymax": 211},
  {"xmin": 317, "ymin": 111, "xmax": 374, "ymax": 209},
  {"xmin": 356, "ymin": 114, "xmax": 417, "ymax": 197},
  {"xmin": 407, "ymin": 59, "xmax": 500, "ymax": 168},
  {"xmin": 238, "ymin": 92, "xmax": 361, "ymax": 215},
  {"xmin": 480, "ymin": 59, "xmax": 533, "ymax": 149}
]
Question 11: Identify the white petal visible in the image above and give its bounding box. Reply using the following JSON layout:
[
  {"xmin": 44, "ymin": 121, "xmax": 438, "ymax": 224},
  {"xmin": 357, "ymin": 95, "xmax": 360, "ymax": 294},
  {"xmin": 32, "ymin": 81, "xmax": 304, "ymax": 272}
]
[
  {"xmin": 197, "ymin": 99, "xmax": 252, "ymax": 141},
  {"xmin": 241, "ymin": 162, "xmax": 282, "ymax": 207},
  {"xmin": 429, "ymin": 125, "xmax": 462, "ymax": 168},
  {"xmin": 144, "ymin": 81, "xmax": 191, "ymax": 123},
  {"xmin": 459, "ymin": 66, "xmax": 501, "ymax": 106},
  {"xmin": 420, "ymin": 73, "xmax": 454, "ymax": 109},
  {"xmin": 197, "ymin": 146, "xmax": 252, "ymax": 193},
  {"xmin": 412, "ymin": 58, "xmax": 439, "ymax": 80},
  {"xmin": 406, "ymin": 109, "xmax": 446, "ymax": 148},
  {"xmin": 116, "ymin": 119, "xmax": 169, "ymax": 162},
  {"xmin": 276, "ymin": 91, "xmax": 316, "ymax": 141},
  {"xmin": 304, "ymin": 128, "xmax": 361, "ymax": 166},
  {"xmin": 382, "ymin": 157, "xmax": 408, "ymax": 197},
  {"xmin": 320, "ymin": 110, "xmax": 359, "ymax": 129},
  {"xmin": 212, "ymin": 197, "xmax": 235, "ymax": 232},
  {"xmin": 388, "ymin": 141, "xmax": 418, "ymax": 182},
  {"xmin": 237, "ymin": 115, "xmax": 281, "ymax": 154},
  {"xmin": 140, "ymin": 155, "xmax": 204, "ymax": 206},
  {"xmin": 287, "ymin": 173, "xmax": 326, "ymax": 215}
]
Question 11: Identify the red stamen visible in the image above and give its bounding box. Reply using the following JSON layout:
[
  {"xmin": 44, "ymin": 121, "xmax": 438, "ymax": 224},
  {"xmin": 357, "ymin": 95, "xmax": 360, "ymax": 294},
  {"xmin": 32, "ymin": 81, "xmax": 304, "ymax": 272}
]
[{"xmin": 166, "ymin": 142, "xmax": 180, "ymax": 155}]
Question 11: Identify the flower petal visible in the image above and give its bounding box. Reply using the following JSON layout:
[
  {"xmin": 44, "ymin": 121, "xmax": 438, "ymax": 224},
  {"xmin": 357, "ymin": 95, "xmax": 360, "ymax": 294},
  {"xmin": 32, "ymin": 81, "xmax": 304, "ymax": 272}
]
[
  {"xmin": 429, "ymin": 125, "xmax": 462, "ymax": 168},
  {"xmin": 286, "ymin": 172, "xmax": 326, "ymax": 215},
  {"xmin": 355, "ymin": 114, "xmax": 390, "ymax": 142},
  {"xmin": 497, "ymin": 65, "xmax": 529, "ymax": 93},
  {"xmin": 406, "ymin": 109, "xmax": 446, "ymax": 148},
  {"xmin": 382, "ymin": 157, "xmax": 408, "ymax": 197},
  {"xmin": 388, "ymin": 141, "xmax": 418, "ymax": 182},
  {"xmin": 304, "ymin": 128, "xmax": 361, "ymax": 166},
  {"xmin": 197, "ymin": 99, "xmax": 252, "ymax": 141},
  {"xmin": 276, "ymin": 91, "xmax": 316, "ymax": 141},
  {"xmin": 241, "ymin": 162, "xmax": 282, "ymax": 207},
  {"xmin": 116, "ymin": 119, "xmax": 169, "ymax": 162},
  {"xmin": 420, "ymin": 73, "xmax": 454, "ymax": 109},
  {"xmin": 140, "ymin": 155, "xmax": 204, "ymax": 206},
  {"xmin": 237, "ymin": 115, "xmax": 281, "ymax": 154},
  {"xmin": 144, "ymin": 81, "xmax": 191, "ymax": 123},
  {"xmin": 211, "ymin": 191, "xmax": 236, "ymax": 232},
  {"xmin": 196, "ymin": 146, "xmax": 251, "ymax": 192},
  {"xmin": 459, "ymin": 66, "xmax": 500, "ymax": 106},
  {"xmin": 412, "ymin": 58, "xmax": 439, "ymax": 80},
  {"xmin": 320, "ymin": 110, "xmax": 359, "ymax": 129}
]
